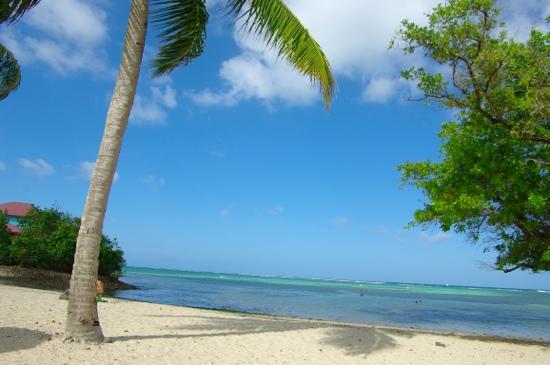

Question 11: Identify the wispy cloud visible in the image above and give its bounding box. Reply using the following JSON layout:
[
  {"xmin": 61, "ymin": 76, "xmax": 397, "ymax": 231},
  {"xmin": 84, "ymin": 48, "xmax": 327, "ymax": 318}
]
[
  {"xmin": 130, "ymin": 77, "xmax": 177, "ymax": 126},
  {"xmin": 76, "ymin": 161, "xmax": 119, "ymax": 182},
  {"xmin": 187, "ymin": 0, "xmax": 440, "ymax": 108},
  {"xmin": 265, "ymin": 206, "xmax": 285, "ymax": 216},
  {"xmin": 0, "ymin": 0, "xmax": 110, "ymax": 75},
  {"xmin": 189, "ymin": 0, "xmax": 548, "ymax": 108},
  {"xmin": 362, "ymin": 77, "xmax": 402, "ymax": 103},
  {"xmin": 220, "ymin": 205, "xmax": 234, "ymax": 217},
  {"xmin": 331, "ymin": 216, "xmax": 350, "ymax": 226},
  {"xmin": 0, "ymin": 160, "xmax": 6, "ymax": 171},
  {"xmin": 141, "ymin": 175, "xmax": 166, "ymax": 191},
  {"xmin": 187, "ymin": 50, "xmax": 318, "ymax": 108},
  {"xmin": 18, "ymin": 158, "xmax": 55, "ymax": 176},
  {"xmin": 420, "ymin": 231, "xmax": 450, "ymax": 243},
  {"xmin": 499, "ymin": 0, "xmax": 550, "ymax": 42}
]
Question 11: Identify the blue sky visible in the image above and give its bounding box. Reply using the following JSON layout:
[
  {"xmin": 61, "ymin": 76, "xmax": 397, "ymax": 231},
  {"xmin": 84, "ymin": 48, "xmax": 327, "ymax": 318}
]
[{"xmin": 1, "ymin": 0, "xmax": 549, "ymax": 290}]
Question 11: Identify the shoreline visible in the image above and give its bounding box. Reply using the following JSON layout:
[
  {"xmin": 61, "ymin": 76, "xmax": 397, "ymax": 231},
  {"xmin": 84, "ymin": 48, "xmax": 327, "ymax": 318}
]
[
  {"xmin": 109, "ymin": 293, "xmax": 550, "ymax": 346},
  {"xmin": 2, "ymin": 270, "xmax": 547, "ymax": 344},
  {"xmin": 2, "ymin": 284, "xmax": 549, "ymax": 364}
]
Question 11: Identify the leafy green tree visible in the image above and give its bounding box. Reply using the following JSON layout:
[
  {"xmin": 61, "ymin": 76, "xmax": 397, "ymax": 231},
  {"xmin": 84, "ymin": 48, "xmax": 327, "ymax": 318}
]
[
  {"xmin": 10, "ymin": 207, "xmax": 65, "ymax": 269},
  {"xmin": 0, "ymin": 211, "xmax": 12, "ymax": 264},
  {"xmin": 395, "ymin": 0, "xmax": 550, "ymax": 272},
  {"xmin": 98, "ymin": 236, "xmax": 125, "ymax": 278},
  {"xmin": 9, "ymin": 207, "xmax": 125, "ymax": 277}
]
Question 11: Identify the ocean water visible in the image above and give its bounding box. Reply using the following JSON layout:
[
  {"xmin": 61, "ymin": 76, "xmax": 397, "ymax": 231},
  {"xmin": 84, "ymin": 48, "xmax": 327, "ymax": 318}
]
[{"xmin": 113, "ymin": 266, "xmax": 550, "ymax": 341}]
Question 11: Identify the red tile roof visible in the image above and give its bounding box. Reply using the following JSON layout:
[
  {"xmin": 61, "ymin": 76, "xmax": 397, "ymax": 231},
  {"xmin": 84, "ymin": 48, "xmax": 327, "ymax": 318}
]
[
  {"xmin": 6, "ymin": 223, "xmax": 21, "ymax": 234},
  {"xmin": 0, "ymin": 202, "xmax": 33, "ymax": 217}
]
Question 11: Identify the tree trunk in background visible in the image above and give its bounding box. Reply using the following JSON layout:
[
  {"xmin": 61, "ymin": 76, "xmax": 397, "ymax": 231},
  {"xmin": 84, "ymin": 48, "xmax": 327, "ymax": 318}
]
[{"xmin": 66, "ymin": 0, "xmax": 148, "ymax": 342}]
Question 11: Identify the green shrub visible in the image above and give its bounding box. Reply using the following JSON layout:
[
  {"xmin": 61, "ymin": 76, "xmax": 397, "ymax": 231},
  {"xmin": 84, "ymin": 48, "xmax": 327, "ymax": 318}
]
[
  {"xmin": 7, "ymin": 206, "xmax": 125, "ymax": 278},
  {"xmin": 0, "ymin": 211, "xmax": 12, "ymax": 264}
]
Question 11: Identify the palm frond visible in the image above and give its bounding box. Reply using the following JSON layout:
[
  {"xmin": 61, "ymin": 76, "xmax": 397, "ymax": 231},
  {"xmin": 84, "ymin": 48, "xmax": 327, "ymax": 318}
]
[
  {"xmin": 0, "ymin": 0, "xmax": 42, "ymax": 24},
  {"xmin": 0, "ymin": 43, "xmax": 21, "ymax": 101},
  {"xmin": 151, "ymin": 0, "xmax": 208, "ymax": 77},
  {"xmin": 227, "ymin": 0, "xmax": 335, "ymax": 108}
]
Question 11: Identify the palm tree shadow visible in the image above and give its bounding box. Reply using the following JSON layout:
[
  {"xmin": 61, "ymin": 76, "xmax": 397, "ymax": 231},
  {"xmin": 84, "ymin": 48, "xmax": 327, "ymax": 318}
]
[
  {"xmin": 110, "ymin": 315, "xmax": 406, "ymax": 356},
  {"xmin": 319, "ymin": 327, "xmax": 397, "ymax": 356},
  {"xmin": 0, "ymin": 327, "xmax": 49, "ymax": 353}
]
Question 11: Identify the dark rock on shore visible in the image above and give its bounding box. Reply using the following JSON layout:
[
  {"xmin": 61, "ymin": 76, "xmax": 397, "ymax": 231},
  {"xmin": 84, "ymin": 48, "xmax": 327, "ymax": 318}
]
[{"xmin": 0, "ymin": 265, "xmax": 135, "ymax": 292}]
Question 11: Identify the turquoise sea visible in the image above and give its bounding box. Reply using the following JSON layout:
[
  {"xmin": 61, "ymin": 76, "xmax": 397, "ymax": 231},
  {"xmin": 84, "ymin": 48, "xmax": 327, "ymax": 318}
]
[{"xmin": 114, "ymin": 266, "xmax": 550, "ymax": 341}]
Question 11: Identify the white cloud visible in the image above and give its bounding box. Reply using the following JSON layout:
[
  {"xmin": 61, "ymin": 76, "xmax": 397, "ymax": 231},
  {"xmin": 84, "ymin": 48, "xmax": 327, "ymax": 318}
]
[
  {"xmin": 189, "ymin": 0, "xmax": 439, "ymax": 107},
  {"xmin": 130, "ymin": 95, "xmax": 167, "ymax": 125},
  {"xmin": 499, "ymin": 0, "xmax": 550, "ymax": 42},
  {"xmin": 190, "ymin": 0, "xmax": 548, "ymax": 107},
  {"xmin": 421, "ymin": 232, "xmax": 450, "ymax": 243},
  {"xmin": 141, "ymin": 175, "xmax": 166, "ymax": 191},
  {"xmin": 130, "ymin": 78, "xmax": 178, "ymax": 126},
  {"xmin": 18, "ymin": 158, "xmax": 55, "ymax": 176},
  {"xmin": 331, "ymin": 217, "xmax": 350, "ymax": 226},
  {"xmin": 265, "ymin": 206, "xmax": 285, "ymax": 215},
  {"xmin": 0, "ymin": 0, "xmax": 109, "ymax": 75},
  {"xmin": 77, "ymin": 161, "xmax": 119, "ymax": 182},
  {"xmin": 25, "ymin": 0, "xmax": 107, "ymax": 45},
  {"xmin": 362, "ymin": 77, "xmax": 401, "ymax": 103},
  {"xmin": 189, "ymin": 51, "xmax": 318, "ymax": 107},
  {"xmin": 0, "ymin": 161, "xmax": 6, "ymax": 171}
]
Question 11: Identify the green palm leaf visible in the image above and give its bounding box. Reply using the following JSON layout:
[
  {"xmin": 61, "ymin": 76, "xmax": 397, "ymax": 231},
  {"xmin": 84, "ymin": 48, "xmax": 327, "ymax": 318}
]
[
  {"xmin": 0, "ymin": 43, "xmax": 21, "ymax": 101},
  {"xmin": 227, "ymin": 0, "xmax": 335, "ymax": 108},
  {"xmin": 151, "ymin": 0, "xmax": 208, "ymax": 77},
  {"xmin": 0, "ymin": 0, "xmax": 42, "ymax": 24}
]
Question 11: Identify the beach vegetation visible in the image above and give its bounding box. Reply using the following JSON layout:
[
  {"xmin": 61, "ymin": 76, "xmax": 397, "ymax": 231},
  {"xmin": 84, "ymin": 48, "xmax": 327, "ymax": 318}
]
[
  {"xmin": 395, "ymin": 0, "xmax": 550, "ymax": 272},
  {"xmin": 0, "ymin": 207, "xmax": 125, "ymax": 278},
  {"xmin": 0, "ymin": 211, "xmax": 12, "ymax": 264}
]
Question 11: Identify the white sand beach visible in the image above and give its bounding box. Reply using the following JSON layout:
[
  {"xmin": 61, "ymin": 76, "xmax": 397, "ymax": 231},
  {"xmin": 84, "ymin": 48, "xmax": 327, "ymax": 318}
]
[{"xmin": 1, "ymin": 284, "xmax": 549, "ymax": 365}]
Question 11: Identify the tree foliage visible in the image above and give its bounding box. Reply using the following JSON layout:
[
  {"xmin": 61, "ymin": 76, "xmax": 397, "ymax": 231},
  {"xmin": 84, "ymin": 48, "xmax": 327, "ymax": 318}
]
[
  {"xmin": 0, "ymin": 0, "xmax": 41, "ymax": 100},
  {"xmin": 150, "ymin": 0, "xmax": 209, "ymax": 77},
  {"xmin": 0, "ymin": 43, "xmax": 21, "ymax": 100},
  {"xmin": 0, "ymin": 211, "xmax": 12, "ymax": 264},
  {"xmin": 3, "ymin": 207, "xmax": 125, "ymax": 278},
  {"xmin": 226, "ymin": 0, "xmax": 335, "ymax": 107},
  {"xmin": 395, "ymin": 0, "xmax": 550, "ymax": 273},
  {"xmin": 151, "ymin": 0, "xmax": 335, "ymax": 107},
  {"xmin": 0, "ymin": 0, "xmax": 42, "ymax": 24}
]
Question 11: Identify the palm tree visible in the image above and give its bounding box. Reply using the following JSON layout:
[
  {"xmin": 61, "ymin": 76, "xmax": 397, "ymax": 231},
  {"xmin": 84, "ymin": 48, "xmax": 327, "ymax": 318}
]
[
  {"xmin": 0, "ymin": 43, "xmax": 20, "ymax": 100},
  {"xmin": 1, "ymin": 0, "xmax": 335, "ymax": 342},
  {"xmin": 0, "ymin": 1, "xmax": 42, "ymax": 100}
]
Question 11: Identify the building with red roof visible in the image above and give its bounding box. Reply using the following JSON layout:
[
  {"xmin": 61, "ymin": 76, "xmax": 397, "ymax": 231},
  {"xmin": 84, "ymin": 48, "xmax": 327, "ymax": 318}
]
[{"xmin": 0, "ymin": 202, "xmax": 33, "ymax": 235}]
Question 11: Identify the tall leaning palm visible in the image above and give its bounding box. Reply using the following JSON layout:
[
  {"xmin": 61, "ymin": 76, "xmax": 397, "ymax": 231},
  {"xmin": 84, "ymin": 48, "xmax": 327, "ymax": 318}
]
[{"xmin": 2, "ymin": 0, "xmax": 334, "ymax": 342}]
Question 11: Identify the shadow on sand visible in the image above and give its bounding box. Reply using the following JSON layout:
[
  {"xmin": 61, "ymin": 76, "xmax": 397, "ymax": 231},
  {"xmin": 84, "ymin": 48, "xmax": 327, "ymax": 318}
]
[
  {"xmin": 110, "ymin": 315, "xmax": 409, "ymax": 356},
  {"xmin": 0, "ymin": 327, "xmax": 49, "ymax": 353}
]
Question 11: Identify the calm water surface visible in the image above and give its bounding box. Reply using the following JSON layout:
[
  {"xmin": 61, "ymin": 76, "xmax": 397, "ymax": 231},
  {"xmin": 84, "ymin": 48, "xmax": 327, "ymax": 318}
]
[{"xmin": 113, "ymin": 266, "xmax": 550, "ymax": 340}]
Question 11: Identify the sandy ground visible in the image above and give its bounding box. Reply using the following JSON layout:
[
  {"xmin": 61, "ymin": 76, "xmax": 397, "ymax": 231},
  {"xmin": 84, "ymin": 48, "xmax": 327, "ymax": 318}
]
[{"xmin": 1, "ymin": 284, "xmax": 549, "ymax": 365}]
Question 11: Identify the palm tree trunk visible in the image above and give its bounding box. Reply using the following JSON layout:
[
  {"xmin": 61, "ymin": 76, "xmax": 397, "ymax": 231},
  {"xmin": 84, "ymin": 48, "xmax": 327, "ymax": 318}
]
[{"xmin": 66, "ymin": 0, "xmax": 148, "ymax": 342}]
